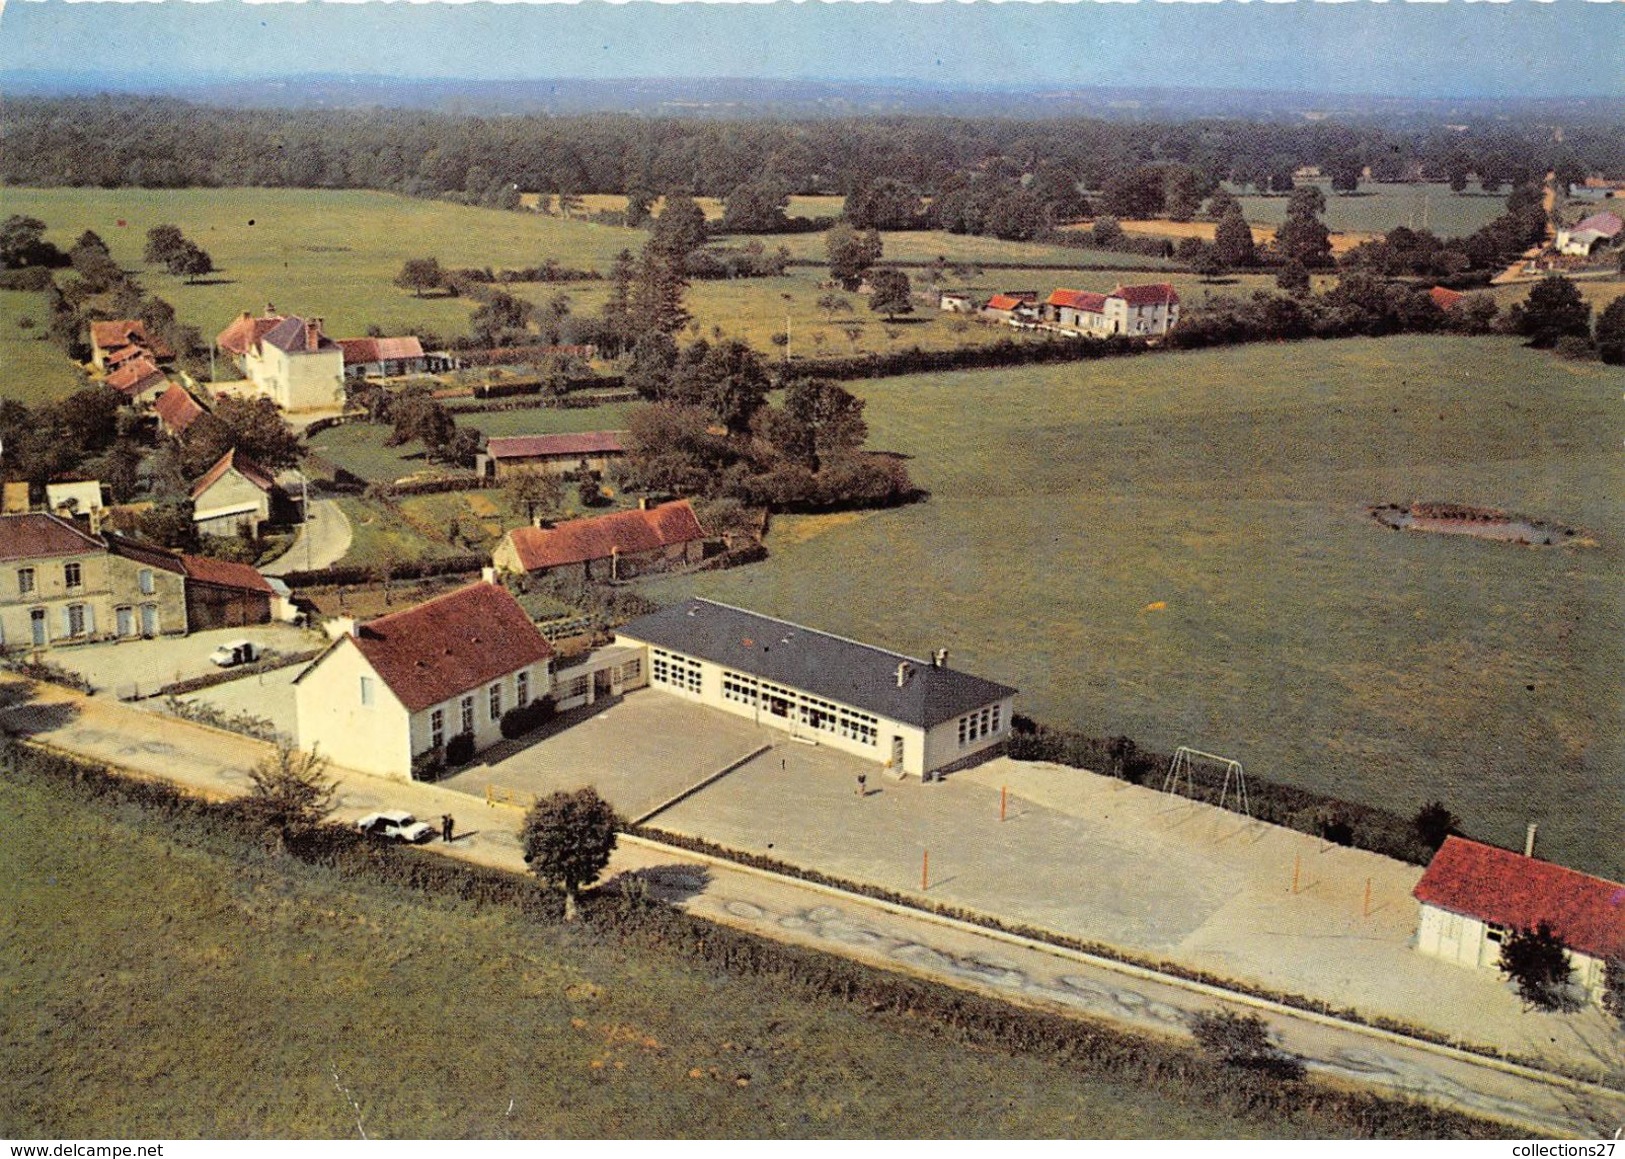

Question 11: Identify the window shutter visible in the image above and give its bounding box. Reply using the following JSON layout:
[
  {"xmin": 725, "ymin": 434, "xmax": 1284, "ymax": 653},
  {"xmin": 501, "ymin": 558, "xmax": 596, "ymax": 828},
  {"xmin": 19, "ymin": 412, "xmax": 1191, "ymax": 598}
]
[
  {"xmin": 85, "ymin": 604, "xmax": 95, "ymax": 634},
  {"xmin": 61, "ymin": 607, "xmax": 71, "ymax": 634}
]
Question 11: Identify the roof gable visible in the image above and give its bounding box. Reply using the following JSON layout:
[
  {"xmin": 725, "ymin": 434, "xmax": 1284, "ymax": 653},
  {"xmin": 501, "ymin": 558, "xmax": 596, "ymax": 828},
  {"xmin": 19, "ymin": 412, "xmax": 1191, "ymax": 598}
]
[
  {"xmin": 105, "ymin": 357, "xmax": 167, "ymax": 396},
  {"xmin": 1414, "ymin": 837, "xmax": 1625, "ymax": 961},
  {"xmin": 191, "ymin": 449, "xmax": 278, "ymax": 500},
  {"xmin": 315, "ymin": 582, "xmax": 554, "ymax": 714},
  {"xmin": 217, "ymin": 310, "xmax": 285, "ymax": 357},
  {"xmin": 505, "ymin": 501, "xmax": 705, "ymax": 572},
  {"xmin": 617, "ymin": 599, "xmax": 1016, "ymax": 729},
  {"xmin": 154, "ymin": 384, "xmax": 206, "ymax": 433}
]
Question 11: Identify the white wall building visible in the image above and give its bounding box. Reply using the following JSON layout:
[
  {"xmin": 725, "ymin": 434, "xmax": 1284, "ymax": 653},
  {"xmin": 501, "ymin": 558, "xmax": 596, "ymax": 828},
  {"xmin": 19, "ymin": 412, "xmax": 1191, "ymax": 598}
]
[
  {"xmin": 615, "ymin": 599, "xmax": 1016, "ymax": 781},
  {"xmin": 293, "ymin": 582, "xmax": 554, "ymax": 781}
]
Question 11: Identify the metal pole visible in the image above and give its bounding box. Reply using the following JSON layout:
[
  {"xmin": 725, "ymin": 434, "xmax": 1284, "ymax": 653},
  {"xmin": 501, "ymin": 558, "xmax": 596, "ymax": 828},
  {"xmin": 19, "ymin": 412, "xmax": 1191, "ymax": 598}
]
[{"xmin": 301, "ymin": 469, "xmax": 311, "ymax": 570}]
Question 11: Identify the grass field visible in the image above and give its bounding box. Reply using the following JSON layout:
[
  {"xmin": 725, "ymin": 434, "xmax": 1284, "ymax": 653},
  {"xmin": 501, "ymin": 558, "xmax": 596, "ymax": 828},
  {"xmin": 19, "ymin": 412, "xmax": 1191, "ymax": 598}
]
[
  {"xmin": 645, "ymin": 336, "xmax": 1625, "ymax": 880},
  {"xmin": 766, "ymin": 229, "xmax": 1175, "ymax": 269},
  {"xmin": 0, "ymin": 767, "xmax": 1316, "ymax": 1139},
  {"xmin": 1229, "ymin": 183, "xmax": 1507, "ymax": 240},
  {"xmin": 0, "ymin": 290, "xmax": 87, "ymax": 405}
]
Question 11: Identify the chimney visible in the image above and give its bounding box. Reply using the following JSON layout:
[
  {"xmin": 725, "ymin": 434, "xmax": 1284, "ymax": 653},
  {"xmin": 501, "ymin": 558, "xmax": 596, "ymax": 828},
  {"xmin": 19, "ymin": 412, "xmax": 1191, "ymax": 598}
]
[
  {"xmin": 895, "ymin": 661, "xmax": 912, "ymax": 688},
  {"xmin": 932, "ymin": 648, "xmax": 949, "ymax": 669},
  {"xmin": 639, "ymin": 496, "xmax": 651, "ymax": 511},
  {"xmin": 325, "ymin": 616, "xmax": 358, "ymax": 641},
  {"xmin": 265, "ymin": 302, "xmax": 276, "ymax": 318},
  {"xmin": 305, "ymin": 319, "xmax": 320, "ymax": 351},
  {"xmin": 481, "ymin": 566, "xmax": 497, "ymax": 585},
  {"xmin": 1525, "ymin": 822, "xmax": 1539, "ymax": 859}
]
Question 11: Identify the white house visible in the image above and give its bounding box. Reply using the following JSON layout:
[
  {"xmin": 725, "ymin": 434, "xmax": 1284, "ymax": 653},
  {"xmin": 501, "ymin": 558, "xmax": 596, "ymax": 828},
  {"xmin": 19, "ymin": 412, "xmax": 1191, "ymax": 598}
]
[
  {"xmin": 1413, "ymin": 836, "xmax": 1625, "ymax": 1005},
  {"xmin": 190, "ymin": 449, "xmax": 285, "ymax": 539},
  {"xmin": 1555, "ymin": 212, "xmax": 1622, "ymax": 257},
  {"xmin": 292, "ymin": 582, "xmax": 555, "ymax": 781},
  {"xmin": 217, "ymin": 308, "xmax": 345, "ymax": 411},
  {"xmin": 615, "ymin": 599, "xmax": 1016, "ymax": 781},
  {"xmin": 1102, "ymin": 283, "xmax": 1180, "ymax": 337}
]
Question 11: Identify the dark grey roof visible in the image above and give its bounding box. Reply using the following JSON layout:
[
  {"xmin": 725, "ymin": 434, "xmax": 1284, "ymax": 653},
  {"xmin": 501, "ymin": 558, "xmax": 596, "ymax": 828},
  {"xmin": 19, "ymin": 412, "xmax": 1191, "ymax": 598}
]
[
  {"xmin": 617, "ymin": 599, "xmax": 1015, "ymax": 729},
  {"xmin": 262, "ymin": 315, "xmax": 339, "ymax": 355}
]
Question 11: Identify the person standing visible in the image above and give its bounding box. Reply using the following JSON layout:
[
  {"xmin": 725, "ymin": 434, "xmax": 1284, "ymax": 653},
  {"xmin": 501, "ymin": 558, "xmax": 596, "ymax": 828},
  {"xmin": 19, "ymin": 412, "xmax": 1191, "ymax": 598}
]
[{"xmin": 441, "ymin": 813, "xmax": 454, "ymax": 843}]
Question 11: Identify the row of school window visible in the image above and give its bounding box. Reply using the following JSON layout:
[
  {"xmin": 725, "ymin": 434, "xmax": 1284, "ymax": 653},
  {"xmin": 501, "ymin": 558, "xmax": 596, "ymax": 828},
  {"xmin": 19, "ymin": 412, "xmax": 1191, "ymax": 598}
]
[
  {"xmin": 957, "ymin": 704, "xmax": 1003, "ymax": 747},
  {"xmin": 362, "ymin": 667, "xmax": 535, "ymax": 748},
  {"xmin": 10, "ymin": 564, "xmax": 158, "ymax": 597},
  {"xmin": 650, "ymin": 648, "xmax": 702, "ymax": 694},
  {"xmin": 722, "ymin": 669, "xmax": 879, "ymax": 747}
]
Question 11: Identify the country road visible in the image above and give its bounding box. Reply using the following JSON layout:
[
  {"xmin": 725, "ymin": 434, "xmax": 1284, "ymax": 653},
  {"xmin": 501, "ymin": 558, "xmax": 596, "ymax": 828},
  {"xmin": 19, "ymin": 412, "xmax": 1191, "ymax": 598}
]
[
  {"xmin": 2, "ymin": 677, "xmax": 1621, "ymax": 1138},
  {"xmin": 261, "ymin": 497, "xmax": 351, "ymax": 576}
]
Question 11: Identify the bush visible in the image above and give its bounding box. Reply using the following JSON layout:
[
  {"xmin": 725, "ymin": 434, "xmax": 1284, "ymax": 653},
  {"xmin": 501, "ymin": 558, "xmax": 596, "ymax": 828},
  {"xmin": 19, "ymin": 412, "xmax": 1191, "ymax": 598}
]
[
  {"xmin": 444, "ymin": 731, "xmax": 475, "ymax": 767},
  {"xmin": 1189, "ymin": 1009, "xmax": 1305, "ymax": 1081},
  {"xmin": 500, "ymin": 696, "xmax": 555, "ymax": 739},
  {"xmin": 1499, "ymin": 923, "xmax": 1582, "ymax": 1013}
]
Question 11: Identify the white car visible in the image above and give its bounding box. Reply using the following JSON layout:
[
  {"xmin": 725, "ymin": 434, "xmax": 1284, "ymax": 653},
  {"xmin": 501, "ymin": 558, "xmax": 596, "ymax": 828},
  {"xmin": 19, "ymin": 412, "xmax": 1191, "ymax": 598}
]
[
  {"xmin": 209, "ymin": 640, "xmax": 260, "ymax": 667},
  {"xmin": 356, "ymin": 811, "xmax": 435, "ymax": 843}
]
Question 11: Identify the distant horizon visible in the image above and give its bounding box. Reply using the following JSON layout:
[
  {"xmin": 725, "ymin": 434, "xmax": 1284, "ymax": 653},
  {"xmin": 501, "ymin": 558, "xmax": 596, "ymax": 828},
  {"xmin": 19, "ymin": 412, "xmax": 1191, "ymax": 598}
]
[{"xmin": 1, "ymin": 0, "xmax": 1620, "ymax": 103}]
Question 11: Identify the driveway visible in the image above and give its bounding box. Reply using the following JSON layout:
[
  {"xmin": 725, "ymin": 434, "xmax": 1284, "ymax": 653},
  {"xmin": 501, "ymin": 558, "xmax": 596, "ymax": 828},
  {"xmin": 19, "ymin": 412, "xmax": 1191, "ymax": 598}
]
[
  {"xmin": 261, "ymin": 497, "xmax": 351, "ymax": 575},
  {"xmin": 49, "ymin": 622, "xmax": 320, "ymax": 700}
]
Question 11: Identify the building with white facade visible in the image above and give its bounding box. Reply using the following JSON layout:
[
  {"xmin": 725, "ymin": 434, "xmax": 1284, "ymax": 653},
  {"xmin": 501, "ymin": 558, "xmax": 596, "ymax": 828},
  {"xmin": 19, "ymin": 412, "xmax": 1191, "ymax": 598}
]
[
  {"xmin": 1413, "ymin": 836, "xmax": 1625, "ymax": 1006},
  {"xmin": 293, "ymin": 582, "xmax": 555, "ymax": 780},
  {"xmin": 615, "ymin": 599, "xmax": 1016, "ymax": 780}
]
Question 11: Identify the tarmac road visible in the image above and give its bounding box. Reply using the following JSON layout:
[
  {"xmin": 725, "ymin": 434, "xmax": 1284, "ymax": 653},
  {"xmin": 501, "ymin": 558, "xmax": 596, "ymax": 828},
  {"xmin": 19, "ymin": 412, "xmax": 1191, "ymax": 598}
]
[{"xmin": 261, "ymin": 497, "xmax": 351, "ymax": 576}]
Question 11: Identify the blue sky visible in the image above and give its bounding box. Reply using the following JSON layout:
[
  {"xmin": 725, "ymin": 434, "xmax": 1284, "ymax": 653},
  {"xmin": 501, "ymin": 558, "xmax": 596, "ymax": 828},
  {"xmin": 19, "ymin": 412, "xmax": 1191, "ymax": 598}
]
[{"xmin": 0, "ymin": 0, "xmax": 1619, "ymax": 99}]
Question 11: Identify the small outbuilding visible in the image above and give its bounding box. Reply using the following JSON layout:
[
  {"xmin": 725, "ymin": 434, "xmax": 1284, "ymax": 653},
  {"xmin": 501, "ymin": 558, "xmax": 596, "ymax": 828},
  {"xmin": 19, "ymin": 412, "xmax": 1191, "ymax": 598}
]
[
  {"xmin": 478, "ymin": 431, "xmax": 628, "ymax": 481},
  {"xmin": 493, "ymin": 500, "xmax": 707, "ymax": 581}
]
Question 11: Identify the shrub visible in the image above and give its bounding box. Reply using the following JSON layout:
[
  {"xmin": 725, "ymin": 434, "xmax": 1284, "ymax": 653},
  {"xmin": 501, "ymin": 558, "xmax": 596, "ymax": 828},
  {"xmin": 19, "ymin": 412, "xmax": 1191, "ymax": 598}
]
[
  {"xmin": 445, "ymin": 731, "xmax": 475, "ymax": 767},
  {"xmin": 499, "ymin": 696, "xmax": 556, "ymax": 739},
  {"xmin": 1499, "ymin": 923, "xmax": 1582, "ymax": 1013},
  {"xmin": 1413, "ymin": 801, "xmax": 1460, "ymax": 853},
  {"xmin": 1189, "ymin": 1009, "xmax": 1306, "ymax": 1081}
]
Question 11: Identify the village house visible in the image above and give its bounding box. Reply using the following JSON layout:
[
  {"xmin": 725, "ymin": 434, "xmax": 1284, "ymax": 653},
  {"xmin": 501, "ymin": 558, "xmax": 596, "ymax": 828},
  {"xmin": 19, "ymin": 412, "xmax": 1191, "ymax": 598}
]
[
  {"xmin": 0, "ymin": 513, "xmax": 116, "ymax": 648},
  {"xmin": 45, "ymin": 480, "xmax": 104, "ymax": 518},
  {"xmin": 1041, "ymin": 289, "xmax": 1110, "ymax": 334},
  {"xmin": 153, "ymin": 383, "xmax": 207, "ymax": 439},
  {"xmin": 292, "ymin": 582, "xmax": 554, "ymax": 781},
  {"xmin": 190, "ymin": 448, "xmax": 287, "ymax": 539},
  {"xmin": 1103, "ymin": 283, "xmax": 1181, "ymax": 337},
  {"xmin": 614, "ymin": 598, "xmax": 1017, "ymax": 781},
  {"xmin": 492, "ymin": 500, "xmax": 707, "ymax": 582},
  {"xmin": 980, "ymin": 292, "xmax": 1038, "ymax": 325},
  {"xmin": 216, "ymin": 307, "xmax": 344, "ymax": 411},
  {"xmin": 1555, "ymin": 211, "xmax": 1623, "ymax": 257},
  {"xmin": 335, "ymin": 336, "xmax": 431, "ymax": 380},
  {"xmin": 179, "ymin": 552, "xmax": 277, "ymax": 630},
  {"xmin": 1413, "ymin": 836, "xmax": 1625, "ymax": 1006},
  {"xmin": 102, "ymin": 534, "xmax": 190, "ymax": 639},
  {"xmin": 104, "ymin": 356, "xmax": 170, "ymax": 405},
  {"xmin": 477, "ymin": 431, "xmax": 628, "ymax": 481},
  {"xmin": 88, "ymin": 319, "xmax": 171, "ymax": 372}
]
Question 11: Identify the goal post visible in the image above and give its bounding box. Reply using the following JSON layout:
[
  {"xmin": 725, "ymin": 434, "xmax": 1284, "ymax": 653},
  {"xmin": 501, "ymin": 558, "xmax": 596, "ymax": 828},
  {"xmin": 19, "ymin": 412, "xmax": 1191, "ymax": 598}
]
[{"xmin": 1162, "ymin": 745, "xmax": 1251, "ymax": 818}]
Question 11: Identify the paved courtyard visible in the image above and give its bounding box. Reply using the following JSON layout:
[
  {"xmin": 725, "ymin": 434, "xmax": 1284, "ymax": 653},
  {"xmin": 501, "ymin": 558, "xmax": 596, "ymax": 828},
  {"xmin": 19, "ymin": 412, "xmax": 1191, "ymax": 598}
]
[
  {"xmin": 437, "ymin": 690, "xmax": 780, "ymax": 821},
  {"xmin": 50, "ymin": 622, "xmax": 319, "ymax": 700}
]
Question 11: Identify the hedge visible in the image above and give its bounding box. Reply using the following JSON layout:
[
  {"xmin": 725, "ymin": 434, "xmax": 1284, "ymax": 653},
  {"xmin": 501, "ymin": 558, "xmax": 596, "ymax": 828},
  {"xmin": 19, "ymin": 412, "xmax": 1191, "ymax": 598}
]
[
  {"xmin": 277, "ymin": 554, "xmax": 488, "ymax": 589},
  {"xmin": 776, "ymin": 334, "xmax": 1146, "ymax": 384}
]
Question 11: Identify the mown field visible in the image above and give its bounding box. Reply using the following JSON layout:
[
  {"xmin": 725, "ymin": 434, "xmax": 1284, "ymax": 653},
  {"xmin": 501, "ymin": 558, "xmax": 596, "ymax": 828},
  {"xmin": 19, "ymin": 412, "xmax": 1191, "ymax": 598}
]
[
  {"xmin": 0, "ymin": 289, "xmax": 87, "ymax": 405},
  {"xmin": 1230, "ymin": 183, "xmax": 1506, "ymax": 240},
  {"xmin": 646, "ymin": 336, "xmax": 1625, "ymax": 880},
  {"xmin": 0, "ymin": 765, "xmax": 1314, "ymax": 1139}
]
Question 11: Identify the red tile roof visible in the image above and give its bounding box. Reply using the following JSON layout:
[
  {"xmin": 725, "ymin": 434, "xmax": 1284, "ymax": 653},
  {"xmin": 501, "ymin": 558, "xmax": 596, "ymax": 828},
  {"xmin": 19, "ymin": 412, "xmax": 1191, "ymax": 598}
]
[
  {"xmin": 0, "ymin": 512, "xmax": 104, "ymax": 562},
  {"xmin": 1111, "ymin": 283, "xmax": 1181, "ymax": 307},
  {"xmin": 487, "ymin": 431, "xmax": 627, "ymax": 461},
  {"xmin": 1414, "ymin": 837, "xmax": 1625, "ymax": 962},
  {"xmin": 336, "ymin": 582, "xmax": 554, "ymax": 714},
  {"xmin": 504, "ymin": 501, "xmax": 706, "ymax": 573},
  {"xmin": 104, "ymin": 344, "xmax": 145, "ymax": 367},
  {"xmin": 104, "ymin": 533, "xmax": 187, "ymax": 575},
  {"xmin": 984, "ymin": 294, "xmax": 1025, "ymax": 312},
  {"xmin": 1046, "ymin": 289, "xmax": 1108, "ymax": 313},
  {"xmin": 190, "ymin": 449, "xmax": 279, "ymax": 500},
  {"xmin": 1429, "ymin": 286, "xmax": 1465, "ymax": 311},
  {"xmin": 89, "ymin": 320, "xmax": 169, "ymax": 359},
  {"xmin": 216, "ymin": 309, "xmax": 286, "ymax": 357},
  {"xmin": 105, "ymin": 357, "xmax": 168, "ymax": 397},
  {"xmin": 154, "ymin": 384, "xmax": 206, "ymax": 434},
  {"xmin": 337, "ymin": 336, "xmax": 425, "ymax": 365},
  {"xmin": 180, "ymin": 553, "xmax": 274, "ymax": 593}
]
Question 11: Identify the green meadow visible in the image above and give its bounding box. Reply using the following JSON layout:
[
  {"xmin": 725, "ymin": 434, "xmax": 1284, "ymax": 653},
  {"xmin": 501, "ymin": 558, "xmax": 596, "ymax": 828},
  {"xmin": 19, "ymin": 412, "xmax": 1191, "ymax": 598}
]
[
  {"xmin": 647, "ymin": 336, "xmax": 1625, "ymax": 879},
  {"xmin": 1230, "ymin": 183, "xmax": 1507, "ymax": 240},
  {"xmin": 0, "ymin": 290, "xmax": 86, "ymax": 406}
]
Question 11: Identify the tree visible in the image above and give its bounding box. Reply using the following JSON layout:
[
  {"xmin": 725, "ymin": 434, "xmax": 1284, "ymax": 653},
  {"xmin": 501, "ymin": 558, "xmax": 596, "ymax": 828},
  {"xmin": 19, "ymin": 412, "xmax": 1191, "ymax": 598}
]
[
  {"xmin": 720, "ymin": 178, "xmax": 790, "ymax": 233},
  {"xmin": 394, "ymin": 257, "xmax": 443, "ymax": 298},
  {"xmin": 506, "ymin": 470, "xmax": 562, "ymax": 525},
  {"xmin": 1089, "ymin": 215, "xmax": 1125, "ymax": 248},
  {"xmin": 1499, "ymin": 922, "xmax": 1580, "ymax": 1012},
  {"xmin": 845, "ymin": 178, "xmax": 924, "ymax": 231},
  {"xmin": 1413, "ymin": 801, "xmax": 1460, "ymax": 853},
  {"xmin": 211, "ymin": 396, "xmax": 303, "ymax": 472},
  {"xmin": 387, "ymin": 388, "xmax": 456, "ymax": 452},
  {"xmin": 624, "ymin": 188, "xmax": 655, "ymax": 229},
  {"xmin": 770, "ymin": 379, "xmax": 868, "ymax": 472},
  {"xmin": 1604, "ymin": 959, "xmax": 1625, "ymax": 1027},
  {"xmin": 1274, "ymin": 188, "xmax": 1333, "ymax": 269},
  {"xmin": 1593, "ymin": 295, "xmax": 1625, "ymax": 365},
  {"xmin": 242, "ymin": 742, "xmax": 336, "ymax": 844},
  {"xmin": 1188, "ymin": 1008, "xmax": 1304, "ymax": 1080},
  {"xmin": 470, "ymin": 289, "xmax": 534, "ymax": 346},
  {"xmin": 679, "ymin": 339, "xmax": 769, "ymax": 437},
  {"xmin": 867, "ymin": 268, "xmax": 912, "ymax": 322},
  {"xmin": 1509, "ymin": 276, "xmax": 1592, "ymax": 349},
  {"xmin": 630, "ymin": 245, "xmax": 690, "ymax": 337},
  {"xmin": 1163, "ymin": 166, "xmax": 1203, "ymax": 223},
  {"xmin": 816, "ymin": 292, "xmax": 853, "ymax": 322},
  {"xmin": 0, "ymin": 215, "xmax": 63, "ymax": 269},
  {"xmin": 600, "ymin": 248, "xmax": 638, "ymax": 354},
  {"xmin": 520, "ymin": 786, "xmax": 619, "ymax": 921},
  {"xmin": 168, "ymin": 241, "xmax": 214, "ymax": 284},
  {"xmin": 1327, "ymin": 154, "xmax": 1363, "ymax": 195},
  {"xmin": 649, "ymin": 192, "xmax": 708, "ymax": 261},
  {"xmin": 1213, "ymin": 205, "xmax": 1257, "ymax": 269},
  {"xmin": 826, "ymin": 223, "xmax": 883, "ymax": 290},
  {"xmin": 143, "ymin": 224, "xmax": 188, "ymax": 267},
  {"xmin": 1275, "ymin": 260, "xmax": 1311, "ymax": 297}
]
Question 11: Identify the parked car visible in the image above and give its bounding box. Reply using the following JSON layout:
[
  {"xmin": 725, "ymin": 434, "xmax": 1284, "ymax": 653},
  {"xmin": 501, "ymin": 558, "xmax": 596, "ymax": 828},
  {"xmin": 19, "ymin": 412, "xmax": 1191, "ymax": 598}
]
[
  {"xmin": 208, "ymin": 639, "xmax": 260, "ymax": 668},
  {"xmin": 355, "ymin": 811, "xmax": 435, "ymax": 843}
]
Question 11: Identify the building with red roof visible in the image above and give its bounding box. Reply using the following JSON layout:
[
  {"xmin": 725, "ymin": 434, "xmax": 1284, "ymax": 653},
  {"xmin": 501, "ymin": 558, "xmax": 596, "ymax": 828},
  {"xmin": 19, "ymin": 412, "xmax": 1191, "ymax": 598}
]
[
  {"xmin": 104, "ymin": 356, "xmax": 169, "ymax": 404},
  {"xmin": 478, "ymin": 431, "xmax": 628, "ymax": 480},
  {"xmin": 218, "ymin": 306, "xmax": 344, "ymax": 411},
  {"xmin": 293, "ymin": 582, "xmax": 555, "ymax": 780},
  {"xmin": 1428, "ymin": 286, "xmax": 1465, "ymax": 312},
  {"xmin": 1414, "ymin": 836, "xmax": 1625, "ymax": 1003},
  {"xmin": 336, "ymin": 335, "xmax": 429, "ymax": 379},
  {"xmin": 89, "ymin": 320, "xmax": 172, "ymax": 371},
  {"xmin": 153, "ymin": 384, "xmax": 207, "ymax": 438},
  {"xmin": 190, "ymin": 448, "xmax": 288, "ymax": 539},
  {"xmin": 493, "ymin": 500, "xmax": 708, "ymax": 581},
  {"xmin": 1042, "ymin": 288, "xmax": 1110, "ymax": 332},
  {"xmin": 1103, "ymin": 283, "xmax": 1181, "ymax": 337},
  {"xmin": 180, "ymin": 552, "xmax": 275, "ymax": 630},
  {"xmin": 980, "ymin": 292, "xmax": 1039, "ymax": 324}
]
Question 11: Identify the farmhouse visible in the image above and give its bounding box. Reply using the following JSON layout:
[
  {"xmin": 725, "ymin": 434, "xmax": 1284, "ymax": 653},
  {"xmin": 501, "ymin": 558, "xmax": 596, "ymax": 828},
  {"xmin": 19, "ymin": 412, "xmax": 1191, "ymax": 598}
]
[
  {"xmin": 981, "ymin": 292, "xmax": 1038, "ymax": 324},
  {"xmin": 1103, "ymin": 283, "xmax": 1180, "ymax": 337},
  {"xmin": 477, "ymin": 431, "xmax": 628, "ymax": 480},
  {"xmin": 153, "ymin": 383, "xmax": 206, "ymax": 438},
  {"xmin": 492, "ymin": 500, "xmax": 707, "ymax": 581},
  {"xmin": 217, "ymin": 308, "xmax": 345, "ymax": 411},
  {"xmin": 1042, "ymin": 289, "xmax": 1110, "ymax": 334},
  {"xmin": 104, "ymin": 356, "xmax": 169, "ymax": 404},
  {"xmin": 293, "ymin": 582, "xmax": 554, "ymax": 781},
  {"xmin": 614, "ymin": 599, "xmax": 1017, "ymax": 780},
  {"xmin": 1555, "ymin": 212, "xmax": 1622, "ymax": 257},
  {"xmin": 1413, "ymin": 836, "xmax": 1625, "ymax": 1005},
  {"xmin": 190, "ymin": 448, "xmax": 287, "ymax": 539},
  {"xmin": 89, "ymin": 319, "xmax": 171, "ymax": 372}
]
